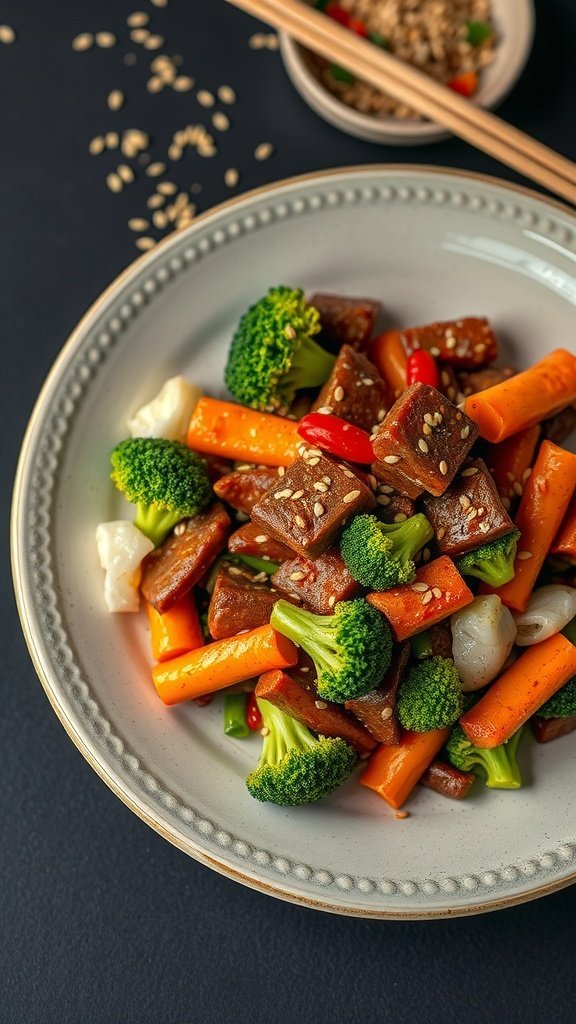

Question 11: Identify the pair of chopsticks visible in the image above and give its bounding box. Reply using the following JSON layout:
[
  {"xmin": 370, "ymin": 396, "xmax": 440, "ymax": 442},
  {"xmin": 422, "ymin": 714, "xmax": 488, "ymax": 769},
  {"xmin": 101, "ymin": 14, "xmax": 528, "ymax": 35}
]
[{"xmin": 227, "ymin": 0, "xmax": 576, "ymax": 207}]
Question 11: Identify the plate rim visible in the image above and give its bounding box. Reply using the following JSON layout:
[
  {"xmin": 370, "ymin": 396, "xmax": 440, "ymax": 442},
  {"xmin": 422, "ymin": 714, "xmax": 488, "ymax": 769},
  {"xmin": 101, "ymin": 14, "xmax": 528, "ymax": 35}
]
[{"xmin": 11, "ymin": 163, "xmax": 576, "ymax": 920}]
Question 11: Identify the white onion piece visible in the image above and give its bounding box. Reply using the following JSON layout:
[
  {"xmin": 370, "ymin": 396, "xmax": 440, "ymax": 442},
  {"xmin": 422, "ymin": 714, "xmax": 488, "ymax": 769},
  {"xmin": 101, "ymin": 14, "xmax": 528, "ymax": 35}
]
[
  {"xmin": 514, "ymin": 585, "xmax": 576, "ymax": 646},
  {"xmin": 451, "ymin": 596, "xmax": 517, "ymax": 692},
  {"xmin": 127, "ymin": 376, "xmax": 201, "ymax": 443},
  {"xmin": 96, "ymin": 521, "xmax": 154, "ymax": 612}
]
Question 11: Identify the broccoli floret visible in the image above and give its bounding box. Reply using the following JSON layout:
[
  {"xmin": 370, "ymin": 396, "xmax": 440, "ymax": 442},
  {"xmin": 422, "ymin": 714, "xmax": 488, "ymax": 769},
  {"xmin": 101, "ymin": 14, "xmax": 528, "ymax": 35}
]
[
  {"xmin": 340, "ymin": 513, "xmax": 434, "ymax": 590},
  {"xmin": 110, "ymin": 437, "xmax": 212, "ymax": 546},
  {"xmin": 270, "ymin": 598, "xmax": 392, "ymax": 703},
  {"xmin": 396, "ymin": 656, "xmax": 463, "ymax": 732},
  {"xmin": 456, "ymin": 529, "xmax": 521, "ymax": 587},
  {"xmin": 446, "ymin": 723, "xmax": 523, "ymax": 789},
  {"xmin": 539, "ymin": 676, "xmax": 576, "ymax": 719},
  {"xmin": 246, "ymin": 699, "xmax": 357, "ymax": 805},
  {"xmin": 224, "ymin": 286, "xmax": 335, "ymax": 412}
]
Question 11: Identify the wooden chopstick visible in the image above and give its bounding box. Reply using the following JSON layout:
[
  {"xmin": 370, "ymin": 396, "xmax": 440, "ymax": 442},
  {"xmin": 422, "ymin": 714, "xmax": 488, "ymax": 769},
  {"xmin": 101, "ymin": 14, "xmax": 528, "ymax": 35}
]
[{"xmin": 227, "ymin": 0, "xmax": 576, "ymax": 207}]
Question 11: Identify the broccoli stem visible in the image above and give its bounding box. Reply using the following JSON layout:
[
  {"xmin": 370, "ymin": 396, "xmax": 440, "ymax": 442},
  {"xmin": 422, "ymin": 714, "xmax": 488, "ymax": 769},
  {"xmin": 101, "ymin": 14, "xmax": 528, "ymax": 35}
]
[
  {"xmin": 282, "ymin": 334, "xmax": 335, "ymax": 394},
  {"xmin": 224, "ymin": 694, "xmax": 250, "ymax": 738},
  {"xmin": 134, "ymin": 504, "xmax": 183, "ymax": 547},
  {"xmin": 478, "ymin": 731, "xmax": 522, "ymax": 789},
  {"xmin": 385, "ymin": 514, "xmax": 434, "ymax": 563},
  {"xmin": 236, "ymin": 554, "xmax": 280, "ymax": 575},
  {"xmin": 257, "ymin": 698, "xmax": 317, "ymax": 763},
  {"xmin": 269, "ymin": 601, "xmax": 342, "ymax": 678}
]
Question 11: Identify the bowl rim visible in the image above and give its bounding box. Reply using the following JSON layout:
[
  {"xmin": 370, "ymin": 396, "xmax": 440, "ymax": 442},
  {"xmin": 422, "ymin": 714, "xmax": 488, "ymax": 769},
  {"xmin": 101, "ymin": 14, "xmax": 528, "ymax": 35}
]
[
  {"xmin": 11, "ymin": 163, "xmax": 576, "ymax": 920},
  {"xmin": 279, "ymin": 0, "xmax": 536, "ymax": 144}
]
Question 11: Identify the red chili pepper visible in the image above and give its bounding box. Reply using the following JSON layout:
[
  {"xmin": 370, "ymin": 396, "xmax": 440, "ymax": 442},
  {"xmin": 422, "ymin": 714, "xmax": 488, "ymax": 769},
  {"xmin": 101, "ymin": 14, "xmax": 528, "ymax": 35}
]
[
  {"xmin": 347, "ymin": 16, "xmax": 368, "ymax": 36},
  {"xmin": 406, "ymin": 350, "xmax": 440, "ymax": 390},
  {"xmin": 298, "ymin": 412, "xmax": 375, "ymax": 464},
  {"xmin": 324, "ymin": 3, "xmax": 351, "ymax": 26},
  {"xmin": 246, "ymin": 691, "xmax": 263, "ymax": 731},
  {"xmin": 447, "ymin": 71, "xmax": 478, "ymax": 98}
]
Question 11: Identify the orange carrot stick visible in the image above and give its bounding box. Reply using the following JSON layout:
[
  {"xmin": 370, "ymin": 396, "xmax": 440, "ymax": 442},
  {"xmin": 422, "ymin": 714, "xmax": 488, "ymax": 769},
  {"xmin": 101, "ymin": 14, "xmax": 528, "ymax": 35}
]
[
  {"xmin": 152, "ymin": 625, "xmax": 298, "ymax": 705},
  {"xmin": 460, "ymin": 633, "xmax": 576, "ymax": 748},
  {"xmin": 484, "ymin": 424, "xmax": 541, "ymax": 510},
  {"xmin": 464, "ymin": 348, "xmax": 576, "ymax": 443},
  {"xmin": 551, "ymin": 495, "xmax": 576, "ymax": 565},
  {"xmin": 483, "ymin": 441, "xmax": 576, "ymax": 612},
  {"xmin": 360, "ymin": 728, "xmax": 451, "ymax": 809},
  {"xmin": 368, "ymin": 330, "xmax": 407, "ymax": 398},
  {"xmin": 186, "ymin": 397, "xmax": 301, "ymax": 467},
  {"xmin": 147, "ymin": 596, "xmax": 205, "ymax": 663},
  {"xmin": 367, "ymin": 556, "xmax": 473, "ymax": 641}
]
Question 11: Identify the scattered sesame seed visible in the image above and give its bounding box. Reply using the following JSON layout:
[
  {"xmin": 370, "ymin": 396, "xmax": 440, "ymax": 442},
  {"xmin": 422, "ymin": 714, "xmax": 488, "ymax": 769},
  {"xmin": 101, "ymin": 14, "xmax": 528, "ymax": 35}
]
[
  {"xmin": 255, "ymin": 142, "xmax": 274, "ymax": 161},
  {"xmin": 260, "ymin": 727, "xmax": 270, "ymax": 737},
  {"xmin": 72, "ymin": 32, "xmax": 93, "ymax": 51},
  {"xmin": 197, "ymin": 89, "xmax": 215, "ymax": 107},
  {"xmin": 104, "ymin": 131, "xmax": 119, "ymax": 148},
  {"xmin": 478, "ymin": 521, "xmax": 490, "ymax": 533},
  {"xmin": 430, "ymin": 347, "xmax": 441, "ymax": 357},
  {"xmin": 411, "ymin": 582, "xmax": 429, "ymax": 592},
  {"xmin": 127, "ymin": 11, "xmax": 150, "ymax": 27},
  {"xmin": 107, "ymin": 89, "xmax": 125, "ymax": 111},
  {"xmin": 290, "ymin": 490, "xmax": 304, "ymax": 500},
  {"xmin": 314, "ymin": 700, "xmax": 328, "ymax": 711},
  {"xmin": 0, "ymin": 24, "xmax": 16, "ymax": 44},
  {"xmin": 313, "ymin": 482, "xmax": 328, "ymax": 492},
  {"xmin": 316, "ymin": 406, "xmax": 333, "ymax": 415},
  {"xmin": 437, "ymin": 527, "xmax": 446, "ymax": 541},
  {"xmin": 306, "ymin": 448, "xmax": 323, "ymax": 457},
  {"xmin": 135, "ymin": 236, "xmax": 155, "ymax": 251},
  {"xmin": 460, "ymin": 425, "xmax": 470, "ymax": 439},
  {"xmin": 106, "ymin": 172, "xmax": 123, "ymax": 193},
  {"xmin": 308, "ymin": 457, "xmax": 320, "ymax": 466},
  {"xmin": 152, "ymin": 210, "xmax": 168, "ymax": 229},
  {"xmin": 422, "ymin": 547, "xmax": 431, "ymax": 562},
  {"xmin": 212, "ymin": 111, "xmax": 230, "ymax": 131},
  {"xmin": 432, "ymin": 587, "xmax": 442, "ymax": 599},
  {"xmin": 117, "ymin": 163, "xmax": 135, "ymax": 184},
  {"xmin": 174, "ymin": 75, "xmax": 195, "ymax": 92},
  {"xmin": 333, "ymin": 385, "xmax": 345, "ymax": 402},
  {"xmin": 151, "ymin": 0, "xmax": 168, "ymax": 6},
  {"xmin": 517, "ymin": 550, "xmax": 533, "ymax": 560},
  {"xmin": 224, "ymin": 168, "xmax": 239, "ymax": 188},
  {"xmin": 378, "ymin": 484, "xmax": 394, "ymax": 494},
  {"xmin": 295, "ymin": 515, "xmax": 305, "ymax": 528},
  {"xmin": 218, "ymin": 84, "xmax": 236, "ymax": 104},
  {"xmin": 361, "ymin": 377, "xmax": 374, "ymax": 386},
  {"xmin": 377, "ymin": 495, "xmax": 390, "ymax": 506},
  {"xmin": 96, "ymin": 31, "xmax": 116, "ymax": 48},
  {"xmin": 144, "ymin": 34, "xmax": 165, "ymax": 50},
  {"xmin": 505, "ymin": 471, "xmax": 516, "ymax": 483},
  {"xmin": 461, "ymin": 467, "xmax": 479, "ymax": 477},
  {"xmin": 394, "ymin": 513, "xmax": 407, "ymax": 522},
  {"xmin": 278, "ymin": 466, "xmax": 286, "ymax": 477},
  {"xmin": 367, "ymin": 475, "xmax": 377, "ymax": 490},
  {"xmin": 290, "ymin": 571, "xmax": 307, "ymax": 581},
  {"xmin": 342, "ymin": 490, "xmax": 361, "ymax": 504},
  {"xmin": 168, "ymin": 144, "xmax": 183, "ymax": 161},
  {"xmin": 130, "ymin": 28, "xmax": 150, "ymax": 43},
  {"xmin": 89, "ymin": 135, "xmax": 106, "ymax": 156},
  {"xmin": 459, "ymin": 495, "xmax": 471, "ymax": 509},
  {"xmin": 377, "ymin": 408, "xmax": 386, "ymax": 422},
  {"xmin": 380, "ymin": 706, "xmax": 393, "ymax": 721},
  {"xmin": 157, "ymin": 180, "xmax": 178, "ymax": 195},
  {"xmin": 173, "ymin": 522, "xmax": 186, "ymax": 536},
  {"xmin": 395, "ymin": 811, "xmax": 409, "ymax": 820},
  {"xmin": 314, "ymin": 502, "xmax": 325, "ymax": 518},
  {"xmin": 513, "ymin": 481, "xmax": 523, "ymax": 497},
  {"xmin": 424, "ymin": 413, "xmax": 435, "ymax": 426},
  {"xmin": 383, "ymin": 455, "xmax": 400, "ymax": 464},
  {"xmin": 147, "ymin": 76, "xmax": 165, "ymax": 94},
  {"xmin": 522, "ymin": 467, "xmax": 532, "ymax": 481},
  {"xmin": 439, "ymin": 460, "xmax": 448, "ymax": 476},
  {"xmin": 128, "ymin": 217, "xmax": 149, "ymax": 232},
  {"xmin": 274, "ymin": 488, "xmax": 293, "ymax": 500},
  {"xmin": 477, "ymin": 506, "xmax": 485, "ymax": 517},
  {"xmin": 466, "ymin": 508, "xmax": 478, "ymax": 521},
  {"xmin": 323, "ymin": 476, "xmax": 332, "ymax": 485},
  {"xmin": 418, "ymin": 438, "xmax": 429, "ymax": 454},
  {"xmin": 421, "ymin": 591, "xmax": 434, "ymax": 605},
  {"xmin": 445, "ymin": 336, "xmax": 457, "ymax": 350},
  {"xmin": 147, "ymin": 193, "xmax": 165, "ymax": 209}
]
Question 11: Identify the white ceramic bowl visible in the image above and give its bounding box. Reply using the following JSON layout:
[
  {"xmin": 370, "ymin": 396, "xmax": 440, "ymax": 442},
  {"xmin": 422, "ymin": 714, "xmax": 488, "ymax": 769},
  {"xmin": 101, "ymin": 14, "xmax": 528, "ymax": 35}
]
[{"xmin": 280, "ymin": 0, "xmax": 535, "ymax": 144}]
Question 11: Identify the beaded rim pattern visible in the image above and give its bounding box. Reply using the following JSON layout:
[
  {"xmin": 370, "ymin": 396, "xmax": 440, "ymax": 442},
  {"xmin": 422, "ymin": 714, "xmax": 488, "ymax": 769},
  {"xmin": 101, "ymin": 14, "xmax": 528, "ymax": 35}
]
[{"xmin": 12, "ymin": 167, "xmax": 576, "ymax": 918}]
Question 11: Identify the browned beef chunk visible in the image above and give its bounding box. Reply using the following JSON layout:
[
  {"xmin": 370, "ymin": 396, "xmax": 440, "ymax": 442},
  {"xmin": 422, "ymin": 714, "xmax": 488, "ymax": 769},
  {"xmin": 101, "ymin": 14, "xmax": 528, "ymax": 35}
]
[
  {"xmin": 251, "ymin": 453, "xmax": 375, "ymax": 558},
  {"xmin": 419, "ymin": 760, "xmax": 476, "ymax": 799},
  {"xmin": 345, "ymin": 642, "xmax": 410, "ymax": 745},
  {"xmin": 141, "ymin": 503, "xmax": 231, "ymax": 612},
  {"xmin": 372, "ymin": 383, "xmax": 479, "ymax": 498},
  {"xmin": 541, "ymin": 404, "xmax": 576, "ymax": 446},
  {"xmin": 271, "ymin": 548, "xmax": 361, "ymax": 613},
  {"xmin": 423, "ymin": 458, "xmax": 514, "ymax": 557},
  {"xmin": 427, "ymin": 621, "xmax": 454, "ymax": 659},
  {"xmin": 207, "ymin": 562, "xmax": 288, "ymax": 639},
  {"xmin": 458, "ymin": 366, "xmax": 516, "ymax": 397},
  {"xmin": 371, "ymin": 459, "xmax": 424, "ymax": 500},
  {"xmin": 309, "ymin": 292, "xmax": 381, "ymax": 351},
  {"xmin": 373, "ymin": 483, "xmax": 416, "ymax": 524},
  {"xmin": 401, "ymin": 317, "xmax": 498, "ymax": 369},
  {"xmin": 438, "ymin": 365, "xmax": 461, "ymax": 404},
  {"xmin": 213, "ymin": 467, "xmax": 279, "ymax": 515},
  {"xmin": 256, "ymin": 670, "xmax": 376, "ymax": 755},
  {"xmin": 311, "ymin": 344, "xmax": 389, "ymax": 432},
  {"xmin": 532, "ymin": 715, "xmax": 576, "ymax": 743},
  {"xmin": 227, "ymin": 523, "xmax": 294, "ymax": 564}
]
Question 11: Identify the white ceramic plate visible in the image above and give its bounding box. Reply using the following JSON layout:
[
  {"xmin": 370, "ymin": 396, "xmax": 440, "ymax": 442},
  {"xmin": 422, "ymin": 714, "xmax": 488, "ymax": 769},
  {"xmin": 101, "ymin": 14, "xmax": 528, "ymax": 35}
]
[
  {"xmin": 12, "ymin": 166, "xmax": 576, "ymax": 919},
  {"xmin": 280, "ymin": 0, "xmax": 535, "ymax": 145}
]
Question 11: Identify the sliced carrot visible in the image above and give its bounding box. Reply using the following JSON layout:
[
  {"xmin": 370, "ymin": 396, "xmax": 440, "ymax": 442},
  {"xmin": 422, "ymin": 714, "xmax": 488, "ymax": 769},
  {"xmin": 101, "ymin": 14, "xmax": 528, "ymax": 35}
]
[
  {"xmin": 152, "ymin": 625, "xmax": 298, "ymax": 705},
  {"xmin": 147, "ymin": 595, "xmax": 204, "ymax": 663},
  {"xmin": 460, "ymin": 633, "xmax": 576, "ymax": 748},
  {"xmin": 483, "ymin": 441, "xmax": 576, "ymax": 612},
  {"xmin": 464, "ymin": 348, "xmax": 576, "ymax": 443},
  {"xmin": 186, "ymin": 397, "xmax": 301, "ymax": 467},
  {"xmin": 367, "ymin": 556, "xmax": 474, "ymax": 641},
  {"xmin": 368, "ymin": 330, "xmax": 407, "ymax": 398},
  {"xmin": 360, "ymin": 728, "xmax": 451, "ymax": 809},
  {"xmin": 551, "ymin": 495, "xmax": 576, "ymax": 565},
  {"xmin": 484, "ymin": 424, "xmax": 541, "ymax": 510}
]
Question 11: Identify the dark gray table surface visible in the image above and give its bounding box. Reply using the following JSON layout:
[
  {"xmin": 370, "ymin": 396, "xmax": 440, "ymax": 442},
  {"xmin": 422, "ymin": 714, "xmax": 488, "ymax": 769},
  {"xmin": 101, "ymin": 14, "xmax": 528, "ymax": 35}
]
[{"xmin": 3, "ymin": 1, "xmax": 576, "ymax": 1021}]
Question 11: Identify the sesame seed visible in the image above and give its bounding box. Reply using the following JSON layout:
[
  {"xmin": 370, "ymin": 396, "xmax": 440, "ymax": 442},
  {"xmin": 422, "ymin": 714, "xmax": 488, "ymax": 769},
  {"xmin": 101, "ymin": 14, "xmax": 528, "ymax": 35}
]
[
  {"xmin": 130, "ymin": 28, "xmax": 149, "ymax": 43},
  {"xmin": 127, "ymin": 11, "xmax": 150, "ymax": 27},
  {"xmin": 144, "ymin": 34, "xmax": 165, "ymax": 50},
  {"xmin": 72, "ymin": 32, "xmax": 93, "ymax": 51},
  {"xmin": 433, "ymin": 412, "xmax": 443, "ymax": 425},
  {"xmin": 212, "ymin": 111, "xmax": 230, "ymax": 131},
  {"xmin": 147, "ymin": 76, "xmax": 165, "ymax": 94},
  {"xmin": 308, "ymin": 457, "xmax": 320, "ymax": 467},
  {"xmin": 306, "ymin": 448, "xmax": 323, "ymax": 457},
  {"xmin": 506, "ymin": 472, "xmax": 516, "ymax": 483},
  {"xmin": 422, "ymin": 423, "xmax": 432, "ymax": 436},
  {"xmin": 461, "ymin": 467, "xmax": 479, "ymax": 477},
  {"xmin": 224, "ymin": 168, "xmax": 239, "ymax": 188},
  {"xmin": 517, "ymin": 550, "xmax": 533, "ymax": 560},
  {"xmin": 445, "ymin": 336, "xmax": 457, "ymax": 350},
  {"xmin": 395, "ymin": 811, "xmax": 409, "ymax": 819},
  {"xmin": 377, "ymin": 408, "xmax": 386, "ymax": 422},
  {"xmin": 290, "ymin": 571, "xmax": 307, "ymax": 581},
  {"xmin": 459, "ymin": 495, "xmax": 471, "ymax": 509},
  {"xmin": 314, "ymin": 502, "xmax": 325, "ymax": 518},
  {"xmin": 380, "ymin": 706, "xmax": 393, "ymax": 720},
  {"xmin": 377, "ymin": 495, "xmax": 390, "ymax": 506},
  {"xmin": 106, "ymin": 172, "xmax": 123, "ymax": 193},
  {"xmin": 421, "ymin": 591, "xmax": 434, "ymax": 605},
  {"xmin": 340, "ymin": 468, "xmax": 355, "ymax": 478},
  {"xmin": 378, "ymin": 484, "xmax": 394, "ymax": 494},
  {"xmin": 313, "ymin": 482, "xmax": 328, "ymax": 492},
  {"xmin": 147, "ymin": 193, "xmax": 165, "ymax": 209},
  {"xmin": 432, "ymin": 587, "xmax": 442, "ymax": 599},
  {"xmin": 197, "ymin": 90, "xmax": 215, "ymax": 107},
  {"xmin": 0, "ymin": 23, "xmax": 15, "ymax": 44},
  {"xmin": 361, "ymin": 377, "xmax": 374, "ymax": 386},
  {"xmin": 437, "ymin": 527, "xmax": 446, "ymax": 541},
  {"xmin": 367, "ymin": 475, "xmax": 377, "ymax": 490},
  {"xmin": 174, "ymin": 76, "xmax": 195, "ymax": 92},
  {"xmin": 96, "ymin": 31, "xmax": 116, "ymax": 48},
  {"xmin": 430, "ymin": 347, "xmax": 441, "ymax": 357},
  {"xmin": 252, "ymin": 571, "xmax": 268, "ymax": 583},
  {"xmin": 342, "ymin": 490, "xmax": 361, "ymax": 504},
  {"xmin": 255, "ymin": 142, "xmax": 274, "ymax": 161},
  {"xmin": 173, "ymin": 522, "xmax": 186, "ymax": 536},
  {"xmin": 168, "ymin": 144, "xmax": 183, "ymax": 161},
  {"xmin": 477, "ymin": 506, "xmax": 485, "ymax": 517},
  {"xmin": 147, "ymin": 162, "xmax": 166, "ymax": 177},
  {"xmin": 277, "ymin": 466, "xmax": 286, "ymax": 477},
  {"xmin": 522, "ymin": 468, "xmax": 532, "ymax": 481},
  {"xmin": 157, "ymin": 180, "xmax": 178, "ymax": 195},
  {"xmin": 479, "ymin": 521, "xmax": 490, "ymax": 534},
  {"xmin": 422, "ymin": 547, "xmax": 431, "ymax": 562},
  {"xmin": 104, "ymin": 131, "xmax": 119, "ymax": 148},
  {"xmin": 383, "ymin": 455, "xmax": 400, "ymax": 464},
  {"xmin": 107, "ymin": 90, "xmax": 125, "ymax": 111},
  {"xmin": 290, "ymin": 490, "xmax": 304, "ymax": 500},
  {"xmin": 135, "ymin": 237, "xmax": 155, "ymax": 251},
  {"xmin": 418, "ymin": 438, "xmax": 429, "ymax": 454},
  {"xmin": 314, "ymin": 699, "xmax": 328, "ymax": 710},
  {"xmin": 502, "ymin": 496, "xmax": 511, "ymax": 510},
  {"xmin": 323, "ymin": 477, "xmax": 332, "ymax": 485},
  {"xmin": 474, "ymin": 343, "xmax": 485, "ymax": 353},
  {"xmin": 411, "ymin": 582, "xmax": 429, "ymax": 592},
  {"xmin": 327, "ymin": 595, "xmax": 336, "ymax": 608},
  {"xmin": 218, "ymin": 84, "xmax": 236, "ymax": 104},
  {"xmin": 117, "ymin": 164, "xmax": 134, "ymax": 184},
  {"xmin": 316, "ymin": 406, "xmax": 333, "ymax": 415},
  {"xmin": 253, "ymin": 536, "xmax": 268, "ymax": 545},
  {"xmin": 394, "ymin": 513, "xmax": 407, "ymax": 522},
  {"xmin": 513, "ymin": 481, "xmax": 523, "ymax": 497},
  {"xmin": 439, "ymin": 460, "xmax": 448, "ymax": 476},
  {"xmin": 460, "ymin": 425, "xmax": 470, "ymax": 439},
  {"xmin": 128, "ymin": 217, "xmax": 149, "ymax": 231},
  {"xmin": 260, "ymin": 727, "xmax": 270, "ymax": 737},
  {"xmin": 295, "ymin": 515, "xmax": 306, "ymax": 528},
  {"xmin": 89, "ymin": 135, "xmax": 106, "ymax": 156},
  {"xmin": 333, "ymin": 385, "xmax": 345, "ymax": 402},
  {"xmin": 274, "ymin": 488, "xmax": 293, "ymax": 499},
  {"xmin": 466, "ymin": 508, "xmax": 478, "ymax": 521},
  {"xmin": 424, "ymin": 413, "xmax": 435, "ymax": 426}
]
